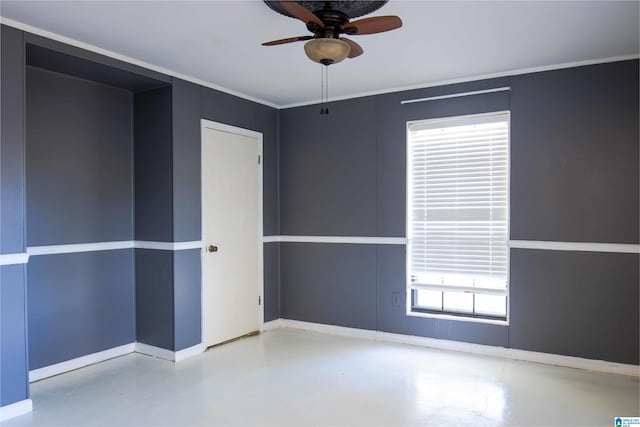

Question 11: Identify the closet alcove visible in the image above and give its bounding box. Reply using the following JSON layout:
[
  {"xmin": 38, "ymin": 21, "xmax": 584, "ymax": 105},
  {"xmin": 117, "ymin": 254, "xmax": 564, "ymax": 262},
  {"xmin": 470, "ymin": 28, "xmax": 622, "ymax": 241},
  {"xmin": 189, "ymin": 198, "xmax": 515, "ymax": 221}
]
[{"xmin": 25, "ymin": 39, "xmax": 173, "ymax": 372}]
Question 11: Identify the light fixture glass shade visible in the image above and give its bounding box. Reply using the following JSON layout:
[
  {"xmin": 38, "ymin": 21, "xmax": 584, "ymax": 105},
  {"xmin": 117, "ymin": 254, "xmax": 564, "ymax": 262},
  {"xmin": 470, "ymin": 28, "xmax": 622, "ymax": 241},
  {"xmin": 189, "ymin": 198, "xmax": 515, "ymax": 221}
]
[{"xmin": 304, "ymin": 38, "xmax": 351, "ymax": 65}]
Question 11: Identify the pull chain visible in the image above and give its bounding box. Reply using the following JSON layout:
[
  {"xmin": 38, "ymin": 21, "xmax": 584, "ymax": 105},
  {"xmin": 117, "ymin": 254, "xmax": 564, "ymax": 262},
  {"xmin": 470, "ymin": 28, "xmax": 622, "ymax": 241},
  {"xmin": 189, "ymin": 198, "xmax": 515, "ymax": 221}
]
[
  {"xmin": 320, "ymin": 64, "xmax": 329, "ymax": 115},
  {"xmin": 320, "ymin": 64, "xmax": 325, "ymax": 115},
  {"xmin": 325, "ymin": 65, "xmax": 329, "ymax": 115}
]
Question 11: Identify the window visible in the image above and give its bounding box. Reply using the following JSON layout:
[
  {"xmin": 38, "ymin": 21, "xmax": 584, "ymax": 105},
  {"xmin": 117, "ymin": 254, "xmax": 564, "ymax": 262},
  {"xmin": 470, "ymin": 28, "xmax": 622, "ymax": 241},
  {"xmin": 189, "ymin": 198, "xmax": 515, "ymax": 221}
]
[{"xmin": 407, "ymin": 112, "xmax": 509, "ymax": 323}]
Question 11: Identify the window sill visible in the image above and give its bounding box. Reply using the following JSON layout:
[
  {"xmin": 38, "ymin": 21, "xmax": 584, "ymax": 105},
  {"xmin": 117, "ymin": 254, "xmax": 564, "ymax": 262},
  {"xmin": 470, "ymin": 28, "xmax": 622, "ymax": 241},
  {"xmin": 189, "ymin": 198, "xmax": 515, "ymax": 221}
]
[{"xmin": 406, "ymin": 309, "xmax": 509, "ymax": 326}]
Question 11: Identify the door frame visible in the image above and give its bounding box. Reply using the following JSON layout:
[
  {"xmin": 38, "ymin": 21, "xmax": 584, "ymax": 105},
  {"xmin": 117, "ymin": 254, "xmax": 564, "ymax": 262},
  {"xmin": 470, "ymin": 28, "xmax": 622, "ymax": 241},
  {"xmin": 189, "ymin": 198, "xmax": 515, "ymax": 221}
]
[{"xmin": 200, "ymin": 119, "xmax": 264, "ymax": 345}]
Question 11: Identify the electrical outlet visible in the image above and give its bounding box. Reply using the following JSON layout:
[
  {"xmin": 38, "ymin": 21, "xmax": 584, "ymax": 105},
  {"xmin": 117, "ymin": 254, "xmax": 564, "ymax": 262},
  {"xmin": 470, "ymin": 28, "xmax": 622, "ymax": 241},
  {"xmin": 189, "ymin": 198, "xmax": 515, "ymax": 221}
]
[{"xmin": 391, "ymin": 291, "xmax": 401, "ymax": 307}]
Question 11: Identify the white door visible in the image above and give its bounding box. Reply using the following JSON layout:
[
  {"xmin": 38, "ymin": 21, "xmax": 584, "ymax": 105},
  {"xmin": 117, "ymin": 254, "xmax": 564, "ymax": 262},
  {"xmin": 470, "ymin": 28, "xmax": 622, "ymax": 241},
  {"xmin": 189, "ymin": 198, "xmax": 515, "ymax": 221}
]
[{"xmin": 202, "ymin": 121, "xmax": 262, "ymax": 348}]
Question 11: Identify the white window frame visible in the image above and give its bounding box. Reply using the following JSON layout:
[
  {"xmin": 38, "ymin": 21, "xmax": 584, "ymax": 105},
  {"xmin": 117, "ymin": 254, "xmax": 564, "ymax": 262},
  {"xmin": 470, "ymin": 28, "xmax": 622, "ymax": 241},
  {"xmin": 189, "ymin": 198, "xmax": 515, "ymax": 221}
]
[{"xmin": 405, "ymin": 111, "xmax": 511, "ymax": 326}]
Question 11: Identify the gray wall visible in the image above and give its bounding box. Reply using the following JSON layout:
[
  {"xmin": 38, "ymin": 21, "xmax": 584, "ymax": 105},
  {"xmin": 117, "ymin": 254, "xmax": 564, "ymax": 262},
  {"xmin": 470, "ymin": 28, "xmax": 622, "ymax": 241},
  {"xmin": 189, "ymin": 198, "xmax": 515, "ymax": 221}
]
[
  {"xmin": 507, "ymin": 61, "xmax": 639, "ymax": 364},
  {"xmin": 1, "ymin": 266, "xmax": 29, "ymax": 406},
  {"xmin": 510, "ymin": 61, "xmax": 639, "ymax": 243},
  {"xmin": 281, "ymin": 243, "xmax": 377, "ymax": 329},
  {"xmin": 278, "ymin": 61, "xmax": 639, "ymax": 365},
  {"xmin": 1, "ymin": 23, "xmax": 282, "ymax": 409},
  {"xmin": 3, "ymin": 23, "xmax": 635, "ymax": 415},
  {"xmin": 1, "ymin": 26, "xmax": 26, "ymax": 254},
  {"xmin": 25, "ymin": 65, "xmax": 136, "ymax": 369},
  {"xmin": 1, "ymin": 25, "xmax": 29, "ymax": 407},
  {"xmin": 171, "ymin": 80, "xmax": 203, "ymax": 349},
  {"xmin": 135, "ymin": 249, "xmax": 174, "ymax": 349},
  {"xmin": 173, "ymin": 249, "xmax": 202, "ymax": 350},
  {"xmin": 134, "ymin": 86, "xmax": 173, "ymax": 242},
  {"xmin": 509, "ymin": 249, "xmax": 638, "ymax": 363},
  {"xmin": 132, "ymin": 86, "xmax": 177, "ymax": 350},
  {"xmin": 27, "ymin": 251, "xmax": 135, "ymax": 369},
  {"xmin": 263, "ymin": 243, "xmax": 280, "ymax": 322},
  {"xmin": 26, "ymin": 67, "xmax": 134, "ymax": 245},
  {"xmin": 279, "ymin": 98, "xmax": 378, "ymax": 236},
  {"xmin": 171, "ymin": 79, "xmax": 202, "ymax": 242}
]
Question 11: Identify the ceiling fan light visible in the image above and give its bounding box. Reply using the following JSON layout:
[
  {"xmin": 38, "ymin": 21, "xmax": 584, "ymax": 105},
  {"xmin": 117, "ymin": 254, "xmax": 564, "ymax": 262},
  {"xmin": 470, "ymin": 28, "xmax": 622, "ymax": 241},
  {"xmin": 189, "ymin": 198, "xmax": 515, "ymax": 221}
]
[{"xmin": 304, "ymin": 38, "xmax": 351, "ymax": 65}]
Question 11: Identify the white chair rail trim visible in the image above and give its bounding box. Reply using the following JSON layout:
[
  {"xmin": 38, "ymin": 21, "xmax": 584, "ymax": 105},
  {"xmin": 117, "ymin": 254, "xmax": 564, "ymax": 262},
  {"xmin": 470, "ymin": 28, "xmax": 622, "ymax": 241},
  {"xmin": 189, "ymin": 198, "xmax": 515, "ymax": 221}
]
[
  {"xmin": 0, "ymin": 253, "xmax": 29, "ymax": 265},
  {"xmin": 24, "ymin": 240, "xmax": 203, "ymax": 256},
  {"xmin": 262, "ymin": 236, "xmax": 639, "ymax": 253}
]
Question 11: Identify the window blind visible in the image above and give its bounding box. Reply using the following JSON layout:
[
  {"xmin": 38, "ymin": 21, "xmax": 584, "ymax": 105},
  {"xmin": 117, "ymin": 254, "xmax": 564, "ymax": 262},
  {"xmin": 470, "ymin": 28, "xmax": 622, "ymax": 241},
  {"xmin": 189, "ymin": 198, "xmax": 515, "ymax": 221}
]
[{"xmin": 408, "ymin": 113, "xmax": 509, "ymax": 295}]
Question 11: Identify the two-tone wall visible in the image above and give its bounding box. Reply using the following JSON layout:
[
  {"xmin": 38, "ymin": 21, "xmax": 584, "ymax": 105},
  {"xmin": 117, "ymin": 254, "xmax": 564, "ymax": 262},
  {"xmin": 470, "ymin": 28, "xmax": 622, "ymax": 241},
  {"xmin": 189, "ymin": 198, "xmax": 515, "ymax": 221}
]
[
  {"xmin": 133, "ymin": 79, "xmax": 280, "ymax": 351},
  {"xmin": 1, "ymin": 19, "xmax": 638, "ymax": 419},
  {"xmin": 26, "ymin": 64, "xmax": 136, "ymax": 370},
  {"xmin": 0, "ymin": 23, "xmax": 280, "ymax": 414},
  {"xmin": 277, "ymin": 60, "xmax": 639, "ymax": 365},
  {"xmin": 1, "ymin": 25, "xmax": 29, "ymax": 409}
]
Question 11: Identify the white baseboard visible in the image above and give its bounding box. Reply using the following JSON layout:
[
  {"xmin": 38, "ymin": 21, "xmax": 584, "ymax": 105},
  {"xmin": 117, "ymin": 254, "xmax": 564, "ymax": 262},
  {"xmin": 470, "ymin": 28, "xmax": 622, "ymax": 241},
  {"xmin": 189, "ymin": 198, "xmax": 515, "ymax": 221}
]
[
  {"xmin": 501, "ymin": 347, "xmax": 640, "ymax": 377},
  {"xmin": 261, "ymin": 319, "xmax": 282, "ymax": 331},
  {"xmin": 279, "ymin": 319, "xmax": 640, "ymax": 378},
  {"xmin": 28, "ymin": 341, "xmax": 203, "ymax": 384},
  {"xmin": 280, "ymin": 319, "xmax": 377, "ymax": 339},
  {"xmin": 0, "ymin": 399, "xmax": 33, "ymax": 421},
  {"xmin": 134, "ymin": 342, "xmax": 175, "ymax": 361},
  {"xmin": 174, "ymin": 343, "xmax": 205, "ymax": 362},
  {"xmin": 29, "ymin": 343, "xmax": 135, "ymax": 382},
  {"xmin": 134, "ymin": 342, "xmax": 204, "ymax": 362}
]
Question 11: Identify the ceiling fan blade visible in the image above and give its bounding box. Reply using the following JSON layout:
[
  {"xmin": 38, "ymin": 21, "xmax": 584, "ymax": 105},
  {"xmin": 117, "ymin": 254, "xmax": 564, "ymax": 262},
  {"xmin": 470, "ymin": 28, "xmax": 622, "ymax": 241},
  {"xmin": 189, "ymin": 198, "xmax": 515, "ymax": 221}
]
[
  {"xmin": 262, "ymin": 35, "xmax": 313, "ymax": 46},
  {"xmin": 342, "ymin": 16, "xmax": 402, "ymax": 35},
  {"xmin": 280, "ymin": 1, "xmax": 325, "ymax": 29},
  {"xmin": 340, "ymin": 37, "xmax": 364, "ymax": 58}
]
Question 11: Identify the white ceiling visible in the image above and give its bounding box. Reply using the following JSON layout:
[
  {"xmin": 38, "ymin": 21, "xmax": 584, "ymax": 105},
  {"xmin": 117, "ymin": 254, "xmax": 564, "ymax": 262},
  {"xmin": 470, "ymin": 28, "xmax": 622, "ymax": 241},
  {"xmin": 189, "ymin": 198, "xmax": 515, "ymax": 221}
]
[{"xmin": 1, "ymin": 1, "xmax": 638, "ymax": 107}]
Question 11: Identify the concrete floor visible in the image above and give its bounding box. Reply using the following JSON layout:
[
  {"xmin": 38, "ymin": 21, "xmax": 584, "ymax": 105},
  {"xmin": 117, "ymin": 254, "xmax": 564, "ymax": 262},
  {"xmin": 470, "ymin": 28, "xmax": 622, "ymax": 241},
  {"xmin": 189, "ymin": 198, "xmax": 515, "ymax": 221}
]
[{"xmin": 4, "ymin": 328, "xmax": 639, "ymax": 427}]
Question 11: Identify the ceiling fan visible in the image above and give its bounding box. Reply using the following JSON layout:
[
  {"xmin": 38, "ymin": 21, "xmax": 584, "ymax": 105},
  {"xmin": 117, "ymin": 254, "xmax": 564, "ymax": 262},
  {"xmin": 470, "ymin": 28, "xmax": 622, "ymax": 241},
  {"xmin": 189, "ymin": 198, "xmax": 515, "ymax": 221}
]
[{"xmin": 262, "ymin": 1, "xmax": 403, "ymax": 65}]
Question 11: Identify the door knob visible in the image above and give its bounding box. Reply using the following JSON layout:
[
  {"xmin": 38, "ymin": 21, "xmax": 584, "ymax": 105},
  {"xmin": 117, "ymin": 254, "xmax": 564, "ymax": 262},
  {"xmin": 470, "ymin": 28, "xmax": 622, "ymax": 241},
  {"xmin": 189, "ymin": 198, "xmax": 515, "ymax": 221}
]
[{"xmin": 207, "ymin": 245, "xmax": 218, "ymax": 253}]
